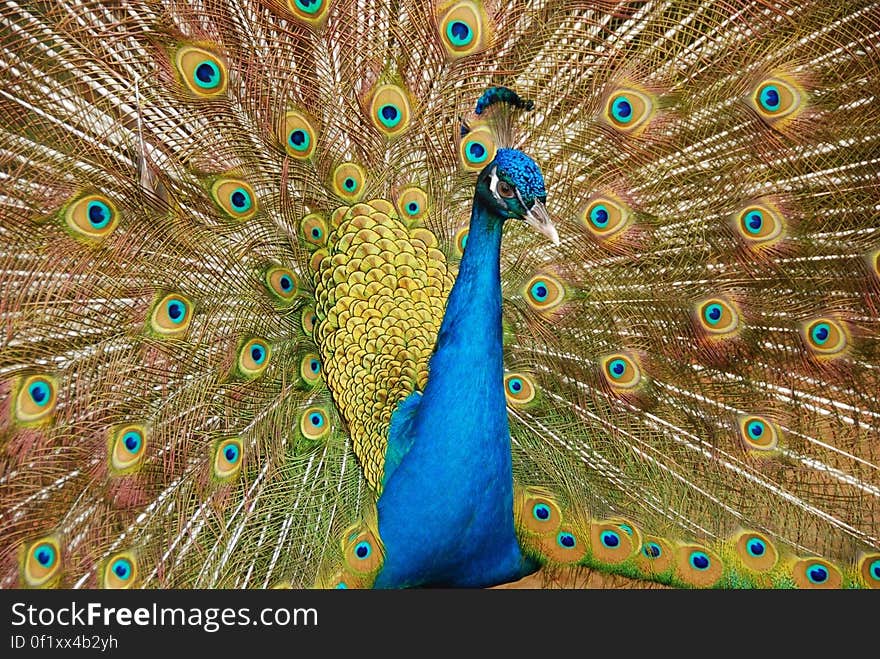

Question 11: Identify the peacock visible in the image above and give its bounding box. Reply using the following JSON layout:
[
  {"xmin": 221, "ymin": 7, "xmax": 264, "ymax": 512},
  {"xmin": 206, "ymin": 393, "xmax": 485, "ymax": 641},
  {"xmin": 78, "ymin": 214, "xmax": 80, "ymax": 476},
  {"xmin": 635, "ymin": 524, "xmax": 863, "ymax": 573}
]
[{"xmin": 1, "ymin": 0, "xmax": 879, "ymax": 591}]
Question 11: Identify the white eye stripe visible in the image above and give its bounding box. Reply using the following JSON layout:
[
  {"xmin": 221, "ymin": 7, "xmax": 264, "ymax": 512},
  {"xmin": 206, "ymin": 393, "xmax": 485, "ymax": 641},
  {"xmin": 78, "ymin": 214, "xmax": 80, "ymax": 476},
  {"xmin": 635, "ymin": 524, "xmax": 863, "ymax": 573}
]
[{"xmin": 488, "ymin": 165, "xmax": 503, "ymax": 204}]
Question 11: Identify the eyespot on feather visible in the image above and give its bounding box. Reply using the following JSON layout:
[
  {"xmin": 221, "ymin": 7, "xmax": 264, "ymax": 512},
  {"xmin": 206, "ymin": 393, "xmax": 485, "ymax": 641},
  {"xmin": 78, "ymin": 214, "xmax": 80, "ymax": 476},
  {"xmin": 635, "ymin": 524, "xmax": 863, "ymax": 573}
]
[
  {"xmin": 149, "ymin": 293, "xmax": 193, "ymax": 337},
  {"xmin": 213, "ymin": 438, "xmax": 243, "ymax": 482},
  {"xmin": 281, "ymin": 110, "xmax": 319, "ymax": 159},
  {"xmin": 369, "ymin": 84, "xmax": 411, "ymax": 137},
  {"xmin": 300, "ymin": 406, "xmax": 330, "ymax": 441},
  {"xmin": 109, "ymin": 424, "xmax": 147, "ymax": 475},
  {"xmin": 600, "ymin": 353, "xmax": 641, "ymax": 390},
  {"xmin": 504, "ymin": 373, "xmax": 536, "ymax": 406},
  {"xmin": 343, "ymin": 529, "xmax": 383, "ymax": 575},
  {"xmin": 802, "ymin": 318, "xmax": 848, "ymax": 357},
  {"xmin": 589, "ymin": 521, "xmax": 634, "ymax": 565},
  {"xmin": 453, "ymin": 227, "xmax": 469, "ymax": 256},
  {"xmin": 238, "ymin": 338, "xmax": 271, "ymax": 378},
  {"xmin": 791, "ymin": 557, "xmax": 842, "ymax": 589},
  {"xmin": 858, "ymin": 553, "xmax": 880, "ymax": 589},
  {"xmin": 285, "ymin": 0, "xmax": 330, "ymax": 25},
  {"xmin": 523, "ymin": 274, "xmax": 565, "ymax": 312},
  {"xmin": 174, "ymin": 46, "xmax": 227, "ymax": 97},
  {"xmin": 21, "ymin": 536, "xmax": 62, "ymax": 588},
  {"xmin": 437, "ymin": 0, "xmax": 490, "ymax": 58},
  {"xmin": 332, "ymin": 163, "xmax": 366, "ymax": 201},
  {"xmin": 265, "ymin": 267, "xmax": 298, "ymax": 302},
  {"xmin": 64, "ymin": 193, "xmax": 119, "ymax": 240},
  {"xmin": 735, "ymin": 203, "xmax": 785, "ymax": 245},
  {"xmin": 696, "ymin": 298, "xmax": 740, "ymax": 336},
  {"xmin": 541, "ymin": 526, "xmax": 587, "ymax": 564},
  {"xmin": 732, "ymin": 530, "xmax": 778, "ymax": 572},
  {"xmin": 602, "ymin": 86, "xmax": 655, "ymax": 134},
  {"xmin": 301, "ymin": 214, "xmax": 328, "ymax": 248},
  {"xmin": 300, "ymin": 353, "xmax": 322, "ymax": 386},
  {"xmin": 301, "ymin": 306, "xmax": 317, "ymax": 336},
  {"xmin": 211, "ymin": 179, "xmax": 258, "ymax": 220},
  {"xmin": 635, "ymin": 535, "xmax": 674, "ymax": 575},
  {"xmin": 675, "ymin": 544, "xmax": 724, "ymax": 588},
  {"xmin": 15, "ymin": 375, "xmax": 58, "ymax": 424},
  {"xmin": 100, "ymin": 552, "xmax": 138, "ymax": 589},
  {"xmin": 396, "ymin": 186, "xmax": 428, "ymax": 226},
  {"xmin": 458, "ymin": 125, "xmax": 496, "ymax": 171},
  {"xmin": 737, "ymin": 415, "xmax": 780, "ymax": 454},
  {"xmin": 749, "ymin": 76, "xmax": 804, "ymax": 126},
  {"xmin": 516, "ymin": 488, "xmax": 563, "ymax": 536},
  {"xmin": 581, "ymin": 195, "xmax": 632, "ymax": 240}
]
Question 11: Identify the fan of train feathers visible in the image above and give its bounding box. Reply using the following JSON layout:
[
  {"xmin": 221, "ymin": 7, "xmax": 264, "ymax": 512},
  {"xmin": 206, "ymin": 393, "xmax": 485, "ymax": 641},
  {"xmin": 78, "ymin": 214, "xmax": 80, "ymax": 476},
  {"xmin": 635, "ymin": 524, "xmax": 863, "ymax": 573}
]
[{"xmin": 1, "ymin": 0, "xmax": 879, "ymax": 589}]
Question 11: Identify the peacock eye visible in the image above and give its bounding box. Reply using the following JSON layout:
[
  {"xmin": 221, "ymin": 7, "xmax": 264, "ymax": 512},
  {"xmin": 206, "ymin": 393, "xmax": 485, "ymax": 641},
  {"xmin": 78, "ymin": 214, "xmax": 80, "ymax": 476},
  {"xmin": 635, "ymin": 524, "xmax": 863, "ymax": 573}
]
[{"xmin": 497, "ymin": 180, "xmax": 515, "ymax": 198}]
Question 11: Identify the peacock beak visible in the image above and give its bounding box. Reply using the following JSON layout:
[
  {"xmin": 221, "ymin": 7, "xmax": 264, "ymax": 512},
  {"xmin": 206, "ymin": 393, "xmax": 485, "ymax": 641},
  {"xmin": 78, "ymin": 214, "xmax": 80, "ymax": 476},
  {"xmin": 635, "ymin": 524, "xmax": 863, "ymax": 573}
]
[{"xmin": 524, "ymin": 200, "xmax": 559, "ymax": 246}]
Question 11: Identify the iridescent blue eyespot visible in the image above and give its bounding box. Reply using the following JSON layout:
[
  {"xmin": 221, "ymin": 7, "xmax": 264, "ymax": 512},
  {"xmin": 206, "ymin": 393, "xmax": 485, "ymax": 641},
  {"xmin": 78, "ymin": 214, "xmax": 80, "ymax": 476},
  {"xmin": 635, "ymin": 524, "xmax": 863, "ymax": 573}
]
[
  {"xmin": 532, "ymin": 503, "xmax": 551, "ymax": 522},
  {"xmin": 230, "ymin": 188, "xmax": 253, "ymax": 213},
  {"xmin": 112, "ymin": 558, "xmax": 132, "ymax": 580},
  {"xmin": 530, "ymin": 282, "xmax": 549, "ymax": 302},
  {"xmin": 35, "ymin": 543, "xmax": 56, "ymax": 568},
  {"xmin": 747, "ymin": 420, "xmax": 765, "ymax": 438},
  {"xmin": 310, "ymin": 413, "xmax": 324, "ymax": 428},
  {"xmin": 446, "ymin": 20, "xmax": 473, "ymax": 47},
  {"xmin": 600, "ymin": 530, "xmax": 621, "ymax": 548},
  {"xmin": 870, "ymin": 560, "xmax": 880, "ymax": 581},
  {"xmin": 279, "ymin": 275, "xmax": 294, "ymax": 292},
  {"xmin": 294, "ymin": 0, "xmax": 323, "ymax": 15},
  {"xmin": 608, "ymin": 359, "xmax": 626, "ymax": 379},
  {"xmin": 703, "ymin": 303, "xmax": 723, "ymax": 326},
  {"xmin": 689, "ymin": 551, "xmax": 710, "ymax": 571},
  {"xmin": 86, "ymin": 200, "xmax": 112, "ymax": 229},
  {"xmin": 378, "ymin": 104, "xmax": 402, "ymax": 129},
  {"xmin": 343, "ymin": 178, "xmax": 357, "ymax": 192},
  {"xmin": 194, "ymin": 60, "xmax": 221, "ymax": 89},
  {"xmin": 354, "ymin": 541, "xmax": 371, "ymax": 560},
  {"xmin": 589, "ymin": 205, "xmax": 609, "ymax": 228},
  {"xmin": 251, "ymin": 345, "xmax": 266, "ymax": 365},
  {"xmin": 224, "ymin": 444, "xmax": 240, "ymax": 464},
  {"xmin": 288, "ymin": 129, "xmax": 310, "ymax": 152},
  {"xmin": 611, "ymin": 95, "xmax": 633, "ymax": 123},
  {"xmin": 806, "ymin": 564, "xmax": 828, "ymax": 584},
  {"xmin": 557, "ymin": 532, "xmax": 576, "ymax": 549},
  {"xmin": 122, "ymin": 431, "xmax": 142, "ymax": 454},
  {"xmin": 810, "ymin": 323, "xmax": 830, "ymax": 345},
  {"xmin": 747, "ymin": 538, "xmax": 766, "ymax": 557},
  {"xmin": 507, "ymin": 378, "xmax": 524, "ymax": 395},
  {"xmin": 406, "ymin": 202, "xmax": 419, "ymax": 216},
  {"xmin": 466, "ymin": 141, "xmax": 487, "ymax": 163},
  {"xmin": 759, "ymin": 85, "xmax": 781, "ymax": 112},
  {"xmin": 311, "ymin": 226, "xmax": 323, "ymax": 240},
  {"xmin": 745, "ymin": 210, "xmax": 763, "ymax": 234},
  {"xmin": 166, "ymin": 299, "xmax": 186, "ymax": 324},
  {"xmin": 28, "ymin": 380, "xmax": 51, "ymax": 406},
  {"xmin": 642, "ymin": 542, "xmax": 662, "ymax": 559},
  {"xmin": 309, "ymin": 359, "xmax": 320, "ymax": 374}
]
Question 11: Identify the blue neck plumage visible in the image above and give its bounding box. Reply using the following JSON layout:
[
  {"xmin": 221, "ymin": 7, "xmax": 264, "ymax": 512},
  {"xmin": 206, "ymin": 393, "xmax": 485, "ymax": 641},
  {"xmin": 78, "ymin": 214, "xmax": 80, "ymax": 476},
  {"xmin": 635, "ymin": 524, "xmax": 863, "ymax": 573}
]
[
  {"xmin": 416, "ymin": 198, "xmax": 507, "ymax": 447},
  {"xmin": 376, "ymin": 194, "xmax": 532, "ymax": 587}
]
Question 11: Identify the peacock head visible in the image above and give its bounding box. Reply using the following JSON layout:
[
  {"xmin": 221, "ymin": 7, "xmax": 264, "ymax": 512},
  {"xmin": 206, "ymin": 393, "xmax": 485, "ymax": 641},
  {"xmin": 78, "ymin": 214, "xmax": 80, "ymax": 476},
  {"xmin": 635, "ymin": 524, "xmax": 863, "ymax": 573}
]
[{"xmin": 476, "ymin": 148, "xmax": 559, "ymax": 245}]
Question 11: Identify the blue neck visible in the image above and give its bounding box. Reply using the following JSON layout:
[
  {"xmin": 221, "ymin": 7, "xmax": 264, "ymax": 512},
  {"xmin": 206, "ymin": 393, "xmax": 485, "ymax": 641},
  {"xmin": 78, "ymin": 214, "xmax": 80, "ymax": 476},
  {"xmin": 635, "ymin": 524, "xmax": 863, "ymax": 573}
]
[
  {"xmin": 418, "ymin": 202, "xmax": 505, "ymax": 425},
  {"xmin": 375, "ymin": 197, "xmax": 533, "ymax": 587}
]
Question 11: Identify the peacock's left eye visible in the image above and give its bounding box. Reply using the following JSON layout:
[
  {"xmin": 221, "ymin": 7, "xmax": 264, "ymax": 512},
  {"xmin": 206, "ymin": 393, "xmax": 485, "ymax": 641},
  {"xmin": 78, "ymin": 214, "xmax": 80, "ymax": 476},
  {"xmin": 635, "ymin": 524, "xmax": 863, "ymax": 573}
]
[{"xmin": 497, "ymin": 180, "xmax": 515, "ymax": 198}]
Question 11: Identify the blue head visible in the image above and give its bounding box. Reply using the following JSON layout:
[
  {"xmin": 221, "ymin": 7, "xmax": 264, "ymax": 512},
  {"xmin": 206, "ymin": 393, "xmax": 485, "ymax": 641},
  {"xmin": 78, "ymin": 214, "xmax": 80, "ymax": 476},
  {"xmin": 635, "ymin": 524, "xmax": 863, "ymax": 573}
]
[{"xmin": 476, "ymin": 148, "xmax": 558, "ymax": 245}]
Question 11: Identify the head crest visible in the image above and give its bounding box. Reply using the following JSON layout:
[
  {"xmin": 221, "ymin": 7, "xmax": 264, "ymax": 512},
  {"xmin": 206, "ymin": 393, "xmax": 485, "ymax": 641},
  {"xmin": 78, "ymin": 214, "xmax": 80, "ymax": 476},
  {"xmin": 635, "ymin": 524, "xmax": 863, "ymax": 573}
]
[{"xmin": 461, "ymin": 86, "xmax": 534, "ymax": 145}]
